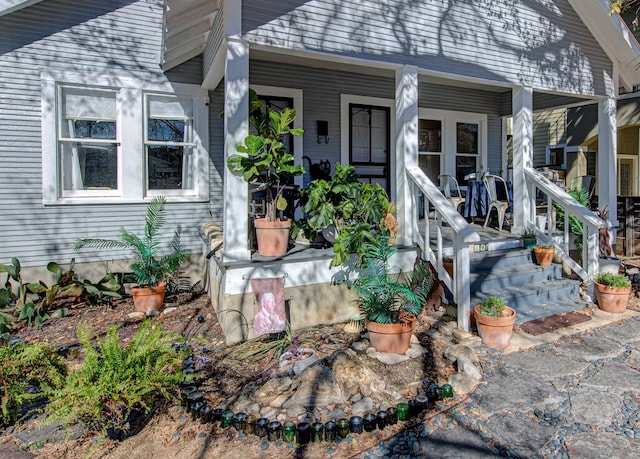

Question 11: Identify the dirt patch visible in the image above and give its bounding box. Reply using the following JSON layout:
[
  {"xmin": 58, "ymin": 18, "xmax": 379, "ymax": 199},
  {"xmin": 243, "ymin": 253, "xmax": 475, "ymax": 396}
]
[{"xmin": 0, "ymin": 290, "xmax": 458, "ymax": 459}]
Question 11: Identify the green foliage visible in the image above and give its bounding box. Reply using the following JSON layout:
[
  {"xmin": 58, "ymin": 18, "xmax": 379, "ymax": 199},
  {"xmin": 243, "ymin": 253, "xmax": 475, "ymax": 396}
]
[
  {"xmin": 227, "ymin": 89, "xmax": 305, "ymax": 222},
  {"xmin": 46, "ymin": 320, "xmax": 187, "ymax": 435},
  {"xmin": 348, "ymin": 237, "xmax": 433, "ymax": 324},
  {"xmin": 535, "ymin": 244, "xmax": 555, "ymax": 250},
  {"xmin": 477, "ymin": 297, "xmax": 507, "ymax": 318},
  {"xmin": 295, "ymin": 163, "xmax": 395, "ymax": 267},
  {"xmin": 74, "ymin": 197, "xmax": 187, "ymax": 287},
  {"xmin": 554, "ymin": 187, "xmax": 590, "ymax": 249},
  {"xmin": 0, "ymin": 341, "xmax": 67, "ymax": 426},
  {"xmin": 595, "ymin": 273, "xmax": 631, "ymax": 289}
]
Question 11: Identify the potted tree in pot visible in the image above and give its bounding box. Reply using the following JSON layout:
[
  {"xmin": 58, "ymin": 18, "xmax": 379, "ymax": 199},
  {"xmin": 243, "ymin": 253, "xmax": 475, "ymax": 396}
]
[
  {"xmin": 348, "ymin": 236, "xmax": 433, "ymax": 355},
  {"xmin": 533, "ymin": 243, "xmax": 555, "ymax": 267},
  {"xmin": 73, "ymin": 196, "xmax": 186, "ymax": 313},
  {"xmin": 474, "ymin": 296, "xmax": 516, "ymax": 349},
  {"xmin": 227, "ymin": 89, "xmax": 305, "ymax": 257},
  {"xmin": 593, "ymin": 272, "xmax": 631, "ymax": 313}
]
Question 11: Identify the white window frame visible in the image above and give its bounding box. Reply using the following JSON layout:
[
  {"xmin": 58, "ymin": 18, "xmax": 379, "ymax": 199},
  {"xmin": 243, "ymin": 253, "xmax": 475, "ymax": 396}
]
[
  {"xmin": 418, "ymin": 108, "xmax": 487, "ymax": 188},
  {"xmin": 41, "ymin": 70, "xmax": 209, "ymax": 205},
  {"xmin": 417, "ymin": 115, "xmax": 445, "ymax": 183}
]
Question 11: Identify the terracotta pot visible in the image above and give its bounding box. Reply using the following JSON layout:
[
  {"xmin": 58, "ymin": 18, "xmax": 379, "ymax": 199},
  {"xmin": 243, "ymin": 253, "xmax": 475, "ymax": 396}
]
[
  {"xmin": 533, "ymin": 247, "xmax": 554, "ymax": 266},
  {"xmin": 131, "ymin": 282, "xmax": 166, "ymax": 313},
  {"xmin": 594, "ymin": 282, "xmax": 631, "ymax": 313},
  {"xmin": 254, "ymin": 218, "xmax": 291, "ymax": 257},
  {"xmin": 474, "ymin": 305, "xmax": 516, "ymax": 350},
  {"xmin": 443, "ymin": 261, "xmax": 454, "ymax": 278},
  {"xmin": 365, "ymin": 317, "xmax": 415, "ymax": 355}
]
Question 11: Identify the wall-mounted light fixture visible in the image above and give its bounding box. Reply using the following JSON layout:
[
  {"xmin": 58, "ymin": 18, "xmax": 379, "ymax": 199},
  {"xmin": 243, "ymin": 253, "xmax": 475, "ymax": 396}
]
[{"xmin": 316, "ymin": 120, "xmax": 329, "ymax": 144}]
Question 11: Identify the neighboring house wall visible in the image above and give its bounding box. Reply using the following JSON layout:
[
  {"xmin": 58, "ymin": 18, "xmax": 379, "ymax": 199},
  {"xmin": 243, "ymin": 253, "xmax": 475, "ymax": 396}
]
[
  {"xmin": 242, "ymin": 0, "xmax": 612, "ymax": 97},
  {"xmin": 533, "ymin": 108, "xmax": 567, "ymax": 165},
  {"xmin": 0, "ymin": 0, "xmax": 215, "ymax": 273}
]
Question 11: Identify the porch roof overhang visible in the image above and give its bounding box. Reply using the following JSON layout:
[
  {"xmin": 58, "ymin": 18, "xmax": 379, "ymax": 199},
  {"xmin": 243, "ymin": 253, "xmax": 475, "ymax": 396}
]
[
  {"xmin": 0, "ymin": 0, "xmax": 44, "ymax": 16},
  {"xmin": 568, "ymin": 0, "xmax": 640, "ymax": 93},
  {"xmin": 161, "ymin": 0, "xmax": 219, "ymax": 71}
]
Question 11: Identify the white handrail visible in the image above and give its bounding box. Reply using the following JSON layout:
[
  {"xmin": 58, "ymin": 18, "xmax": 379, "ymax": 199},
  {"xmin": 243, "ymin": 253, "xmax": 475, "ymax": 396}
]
[
  {"xmin": 406, "ymin": 165, "xmax": 480, "ymax": 331},
  {"xmin": 524, "ymin": 168, "xmax": 605, "ymax": 281}
]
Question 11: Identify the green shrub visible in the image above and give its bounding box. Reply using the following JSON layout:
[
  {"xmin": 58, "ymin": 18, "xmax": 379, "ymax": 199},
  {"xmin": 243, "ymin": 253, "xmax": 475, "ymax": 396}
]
[
  {"xmin": 477, "ymin": 297, "xmax": 507, "ymax": 317},
  {"xmin": 348, "ymin": 236, "xmax": 433, "ymax": 324},
  {"xmin": 46, "ymin": 320, "xmax": 188, "ymax": 435},
  {"xmin": 0, "ymin": 341, "xmax": 67, "ymax": 426},
  {"xmin": 594, "ymin": 273, "xmax": 631, "ymax": 289}
]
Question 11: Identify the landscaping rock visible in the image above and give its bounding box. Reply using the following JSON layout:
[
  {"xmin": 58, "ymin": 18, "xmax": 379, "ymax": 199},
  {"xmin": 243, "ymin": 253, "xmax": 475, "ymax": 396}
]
[{"xmin": 456, "ymin": 354, "xmax": 482, "ymax": 381}]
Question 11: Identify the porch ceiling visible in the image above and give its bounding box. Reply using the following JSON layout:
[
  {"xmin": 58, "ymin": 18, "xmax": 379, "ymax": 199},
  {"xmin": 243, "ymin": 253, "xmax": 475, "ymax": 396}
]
[{"xmin": 162, "ymin": 0, "xmax": 219, "ymax": 71}]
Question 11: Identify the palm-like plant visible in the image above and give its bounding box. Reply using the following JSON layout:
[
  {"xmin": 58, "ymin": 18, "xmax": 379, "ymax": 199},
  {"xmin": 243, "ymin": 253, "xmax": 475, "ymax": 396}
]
[
  {"xmin": 73, "ymin": 197, "xmax": 186, "ymax": 287},
  {"xmin": 349, "ymin": 237, "xmax": 432, "ymax": 324}
]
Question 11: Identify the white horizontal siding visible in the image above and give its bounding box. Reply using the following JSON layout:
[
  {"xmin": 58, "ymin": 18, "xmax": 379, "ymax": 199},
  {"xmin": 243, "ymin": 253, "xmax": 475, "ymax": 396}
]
[{"xmin": 243, "ymin": 0, "xmax": 612, "ymax": 97}]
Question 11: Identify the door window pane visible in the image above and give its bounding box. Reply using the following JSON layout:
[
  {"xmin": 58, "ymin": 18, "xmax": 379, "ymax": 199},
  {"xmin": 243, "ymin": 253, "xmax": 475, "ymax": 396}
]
[
  {"xmin": 419, "ymin": 120, "xmax": 442, "ymax": 152},
  {"xmin": 457, "ymin": 122, "xmax": 478, "ymax": 154},
  {"xmin": 419, "ymin": 154, "xmax": 441, "ymax": 184}
]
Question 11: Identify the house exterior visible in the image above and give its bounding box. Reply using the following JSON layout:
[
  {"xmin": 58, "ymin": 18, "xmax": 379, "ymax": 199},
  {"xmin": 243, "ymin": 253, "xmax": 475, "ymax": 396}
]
[{"xmin": 2, "ymin": 0, "xmax": 639, "ymax": 343}]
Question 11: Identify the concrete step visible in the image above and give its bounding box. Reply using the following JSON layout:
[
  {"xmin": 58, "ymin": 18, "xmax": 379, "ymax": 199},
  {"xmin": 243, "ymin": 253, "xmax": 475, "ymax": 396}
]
[
  {"xmin": 470, "ymin": 263, "xmax": 563, "ymax": 292},
  {"xmin": 470, "ymin": 278, "xmax": 582, "ymax": 311},
  {"xmin": 470, "ymin": 248, "xmax": 534, "ymax": 271}
]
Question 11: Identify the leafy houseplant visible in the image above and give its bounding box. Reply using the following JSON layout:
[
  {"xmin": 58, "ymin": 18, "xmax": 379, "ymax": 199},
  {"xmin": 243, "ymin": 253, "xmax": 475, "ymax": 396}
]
[
  {"xmin": 45, "ymin": 320, "xmax": 189, "ymax": 440},
  {"xmin": 474, "ymin": 296, "xmax": 516, "ymax": 349},
  {"xmin": 227, "ymin": 89, "xmax": 305, "ymax": 257},
  {"xmin": 295, "ymin": 163, "xmax": 395, "ymax": 267},
  {"xmin": 0, "ymin": 341, "xmax": 67, "ymax": 426},
  {"xmin": 348, "ymin": 237, "xmax": 433, "ymax": 354},
  {"xmin": 73, "ymin": 196, "xmax": 186, "ymax": 313},
  {"xmin": 593, "ymin": 272, "xmax": 631, "ymax": 313},
  {"xmin": 532, "ymin": 243, "xmax": 555, "ymax": 267}
]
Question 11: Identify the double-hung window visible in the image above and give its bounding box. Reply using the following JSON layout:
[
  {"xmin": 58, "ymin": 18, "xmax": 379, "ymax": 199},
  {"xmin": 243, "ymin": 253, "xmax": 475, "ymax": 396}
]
[
  {"xmin": 42, "ymin": 71, "xmax": 209, "ymax": 204},
  {"xmin": 59, "ymin": 87, "xmax": 119, "ymax": 197},
  {"xmin": 145, "ymin": 94, "xmax": 195, "ymax": 195}
]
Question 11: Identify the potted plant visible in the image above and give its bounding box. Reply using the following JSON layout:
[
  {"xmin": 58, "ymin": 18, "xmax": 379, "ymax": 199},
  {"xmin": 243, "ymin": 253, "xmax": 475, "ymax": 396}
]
[
  {"xmin": 532, "ymin": 243, "xmax": 555, "ymax": 267},
  {"xmin": 295, "ymin": 162, "xmax": 395, "ymax": 267},
  {"xmin": 522, "ymin": 229, "xmax": 537, "ymax": 250},
  {"xmin": 73, "ymin": 196, "xmax": 186, "ymax": 313},
  {"xmin": 593, "ymin": 272, "xmax": 631, "ymax": 313},
  {"xmin": 474, "ymin": 296, "xmax": 516, "ymax": 349},
  {"xmin": 227, "ymin": 89, "xmax": 305, "ymax": 257},
  {"xmin": 348, "ymin": 236, "xmax": 433, "ymax": 354}
]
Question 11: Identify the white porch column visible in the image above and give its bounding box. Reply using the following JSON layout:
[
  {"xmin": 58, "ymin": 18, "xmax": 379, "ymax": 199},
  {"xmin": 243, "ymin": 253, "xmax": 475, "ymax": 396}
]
[
  {"xmin": 395, "ymin": 65, "xmax": 419, "ymax": 246},
  {"xmin": 598, "ymin": 97, "xmax": 618, "ymax": 228},
  {"xmin": 512, "ymin": 86, "xmax": 534, "ymax": 232},
  {"xmin": 222, "ymin": 34, "xmax": 251, "ymax": 262}
]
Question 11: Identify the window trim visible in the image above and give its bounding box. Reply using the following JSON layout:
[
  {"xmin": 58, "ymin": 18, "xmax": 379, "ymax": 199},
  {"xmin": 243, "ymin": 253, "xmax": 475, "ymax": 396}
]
[{"xmin": 41, "ymin": 70, "xmax": 209, "ymax": 205}]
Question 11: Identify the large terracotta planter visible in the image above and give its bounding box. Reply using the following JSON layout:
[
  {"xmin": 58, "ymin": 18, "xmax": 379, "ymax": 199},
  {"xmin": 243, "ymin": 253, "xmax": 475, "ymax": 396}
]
[
  {"xmin": 366, "ymin": 317, "xmax": 415, "ymax": 355},
  {"xmin": 254, "ymin": 217, "xmax": 291, "ymax": 257},
  {"xmin": 443, "ymin": 261, "xmax": 454, "ymax": 278},
  {"xmin": 533, "ymin": 247, "xmax": 554, "ymax": 266},
  {"xmin": 474, "ymin": 305, "xmax": 516, "ymax": 350},
  {"xmin": 594, "ymin": 282, "xmax": 631, "ymax": 313},
  {"xmin": 131, "ymin": 282, "xmax": 166, "ymax": 313}
]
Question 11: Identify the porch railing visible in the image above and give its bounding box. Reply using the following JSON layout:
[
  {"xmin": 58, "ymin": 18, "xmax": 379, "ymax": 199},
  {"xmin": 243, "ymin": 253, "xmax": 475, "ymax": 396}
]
[
  {"xmin": 406, "ymin": 165, "xmax": 480, "ymax": 331},
  {"xmin": 524, "ymin": 168, "xmax": 605, "ymax": 281}
]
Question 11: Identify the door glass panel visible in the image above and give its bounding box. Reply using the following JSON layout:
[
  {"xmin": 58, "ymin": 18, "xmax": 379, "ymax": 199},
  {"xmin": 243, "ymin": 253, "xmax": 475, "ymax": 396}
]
[
  {"xmin": 419, "ymin": 120, "xmax": 442, "ymax": 152},
  {"xmin": 350, "ymin": 104, "xmax": 390, "ymax": 193}
]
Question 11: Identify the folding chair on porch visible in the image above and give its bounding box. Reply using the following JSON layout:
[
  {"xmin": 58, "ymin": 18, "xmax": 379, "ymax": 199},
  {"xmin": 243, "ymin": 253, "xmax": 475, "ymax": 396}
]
[{"xmin": 482, "ymin": 174, "xmax": 511, "ymax": 232}]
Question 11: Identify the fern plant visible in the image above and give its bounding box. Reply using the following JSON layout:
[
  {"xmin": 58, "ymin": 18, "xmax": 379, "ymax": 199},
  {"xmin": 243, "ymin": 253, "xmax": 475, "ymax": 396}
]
[
  {"xmin": 45, "ymin": 320, "xmax": 188, "ymax": 435},
  {"xmin": 0, "ymin": 341, "xmax": 67, "ymax": 426},
  {"xmin": 73, "ymin": 197, "xmax": 186, "ymax": 287},
  {"xmin": 348, "ymin": 237, "xmax": 433, "ymax": 324}
]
